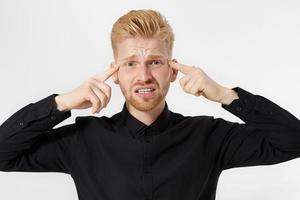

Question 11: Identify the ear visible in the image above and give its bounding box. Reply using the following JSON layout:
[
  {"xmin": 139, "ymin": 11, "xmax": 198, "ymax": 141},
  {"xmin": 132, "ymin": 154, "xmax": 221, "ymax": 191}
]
[
  {"xmin": 169, "ymin": 58, "xmax": 178, "ymax": 82},
  {"xmin": 110, "ymin": 62, "xmax": 119, "ymax": 85}
]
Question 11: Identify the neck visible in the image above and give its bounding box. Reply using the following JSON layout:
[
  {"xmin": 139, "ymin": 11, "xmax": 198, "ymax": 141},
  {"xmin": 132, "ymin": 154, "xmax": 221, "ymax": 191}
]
[{"xmin": 126, "ymin": 100, "xmax": 165, "ymax": 126}]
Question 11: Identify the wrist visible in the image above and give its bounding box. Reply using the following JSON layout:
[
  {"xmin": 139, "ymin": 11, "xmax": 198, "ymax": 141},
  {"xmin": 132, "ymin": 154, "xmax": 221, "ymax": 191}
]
[
  {"xmin": 218, "ymin": 87, "xmax": 239, "ymax": 105},
  {"xmin": 55, "ymin": 95, "xmax": 70, "ymax": 112}
]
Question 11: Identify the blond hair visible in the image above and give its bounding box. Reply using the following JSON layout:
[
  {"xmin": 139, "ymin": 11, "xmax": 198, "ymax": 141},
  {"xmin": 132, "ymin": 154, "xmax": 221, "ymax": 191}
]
[{"xmin": 111, "ymin": 9, "xmax": 174, "ymax": 60}]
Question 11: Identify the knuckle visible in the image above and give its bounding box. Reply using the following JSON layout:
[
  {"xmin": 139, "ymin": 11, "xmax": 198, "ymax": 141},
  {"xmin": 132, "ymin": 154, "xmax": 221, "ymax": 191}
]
[
  {"xmin": 87, "ymin": 87, "xmax": 94, "ymax": 94},
  {"xmin": 91, "ymin": 95, "xmax": 100, "ymax": 105},
  {"xmin": 102, "ymin": 83, "xmax": 110, "ymax": 92},
  {"xmin": 106, "ymin": 85, "xmax": 111, "ymax": 92},
  {"xmin": 101, "ymin": 83, "xmax": 109, "ymax": 92},
  {"xmin": 94, "ymin": 100, "xmax": 101, "ymax": 108},
  {"xmin": 191, "ymin": 88, "xmax": 198, "ymax": 94},
  {"xmin": 103, "ymin": 96, "xmax": 109, "ymax": 104}
]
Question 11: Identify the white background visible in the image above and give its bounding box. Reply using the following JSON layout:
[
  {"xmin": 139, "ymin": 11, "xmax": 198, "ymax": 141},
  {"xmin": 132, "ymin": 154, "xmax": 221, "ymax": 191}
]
[{"xmin": 0, "ymin": 0, "xmax": 300, "ymax": 199}]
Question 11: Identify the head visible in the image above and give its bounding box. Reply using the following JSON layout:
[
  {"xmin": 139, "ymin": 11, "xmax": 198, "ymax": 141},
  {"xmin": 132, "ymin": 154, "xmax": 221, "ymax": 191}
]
[{"xmin": 110, "ymin": 9, "xmax": 178, "ymax": 112}]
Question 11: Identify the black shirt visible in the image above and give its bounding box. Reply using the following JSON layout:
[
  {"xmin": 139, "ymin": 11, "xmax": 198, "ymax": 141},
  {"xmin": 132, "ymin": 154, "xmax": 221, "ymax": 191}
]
[{"xmin": 0, "ymin": 87, "xmax": 299, "ymax": 200}]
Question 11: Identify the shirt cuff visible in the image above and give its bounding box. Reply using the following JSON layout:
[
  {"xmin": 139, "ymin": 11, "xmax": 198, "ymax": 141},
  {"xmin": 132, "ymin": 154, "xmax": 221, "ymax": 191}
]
[
  {"xmin": 221, "ymin": 87, "xmax": 259, "ymax": 116},
  {"xmin": 31, "ymin": 93, "xmax": 71, "ymax": 126}
]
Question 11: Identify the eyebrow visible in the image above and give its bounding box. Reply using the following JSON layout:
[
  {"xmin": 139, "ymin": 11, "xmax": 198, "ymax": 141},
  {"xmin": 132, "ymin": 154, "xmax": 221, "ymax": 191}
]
[{"xmin": 121, "ymin": 54, "xmax": 165, "ymax": 61}]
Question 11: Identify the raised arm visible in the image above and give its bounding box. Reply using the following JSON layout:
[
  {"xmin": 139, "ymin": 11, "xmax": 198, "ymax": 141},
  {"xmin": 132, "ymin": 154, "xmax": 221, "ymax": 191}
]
[
  {"xmin": 0, "ymin": 63, "xmax": 120, "ymax": 174},
  {"xmin": 0, "ymin": 94, "xmax": 76, "ymax": 174},
  {"xmin": 210, "ymin": 87, "xmax": 300, "ymax": 171}
]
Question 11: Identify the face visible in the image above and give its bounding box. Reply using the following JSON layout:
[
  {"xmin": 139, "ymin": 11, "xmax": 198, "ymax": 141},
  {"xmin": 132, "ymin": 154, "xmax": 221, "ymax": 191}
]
[{"xmin": 111, "ymin": 37, "xmax": 178, "ymax": 112}]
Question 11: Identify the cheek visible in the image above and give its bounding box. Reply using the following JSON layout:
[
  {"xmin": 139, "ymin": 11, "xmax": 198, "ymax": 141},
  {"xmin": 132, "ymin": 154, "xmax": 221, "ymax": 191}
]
[
  {"xmin": 118, "ymin": 70, "xmax": 132, "ymax": 88},
  {"xmin": 154, "ymin": 66, "xmax": 171, "ymax": 79}
]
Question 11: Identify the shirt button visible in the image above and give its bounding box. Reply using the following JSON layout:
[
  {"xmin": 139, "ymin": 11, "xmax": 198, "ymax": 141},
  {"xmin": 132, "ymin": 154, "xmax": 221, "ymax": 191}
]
[
  {"xmin": 50, "ymin": 115, "xmax": 56, "ymax": 120},
  {"xmin": 19, "ymin": 122, "xmax": 24, "ymax": 126},
  {"xmin": 269, "ymin": 111, "xmax": 273, "ymax": 115},
  {"xmin": 236, "ymin": 106, "xmax": 242, "ymax": 111}
]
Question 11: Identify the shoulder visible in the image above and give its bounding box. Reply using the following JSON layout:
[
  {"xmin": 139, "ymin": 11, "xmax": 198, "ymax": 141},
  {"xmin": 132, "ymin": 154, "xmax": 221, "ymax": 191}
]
[
  {"xmin": 168, "ymin": 110, "xmax": 216, "ymax": 128},
  {"xmin": 74, "ymin": 113, "xmax": 120, "ymax": 132},
  {"xmin": 168, "ymin": 110, "xmax": 239, "ymax": 132}
]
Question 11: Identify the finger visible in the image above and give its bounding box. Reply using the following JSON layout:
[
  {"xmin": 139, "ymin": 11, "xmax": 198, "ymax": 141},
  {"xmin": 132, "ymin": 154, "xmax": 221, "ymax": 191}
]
[
  {"xmin": 190, "ymin": 79, "xmax": 202, "ymax": 95},
  {"xmin": 90, "ymin": 86, "xmax": 107, "ymax": 112},
  {"xmin": 179, "ymin": 75, "xmax": 191, "ymax": 88},
  {"xmin": 168, "ymin": 60, "xmax": 194, "ymax": 75},
  {"xmin": 94, "ymin": 64, "xmax": 120, "ymax": 82},
  {"xmin": 90, "ymin": 78, "xmax": 111, "ymax": 106},
  {"xmin": 185, "ymin": 77, "xmax": 198, "ymax": 91},
  {"xmin": 88, "ymin": 89, "xmax": 101, "ymax": 114},
  {"xmin": 194, "ymin": 90, "xmax": 203, "ymax": 96}
]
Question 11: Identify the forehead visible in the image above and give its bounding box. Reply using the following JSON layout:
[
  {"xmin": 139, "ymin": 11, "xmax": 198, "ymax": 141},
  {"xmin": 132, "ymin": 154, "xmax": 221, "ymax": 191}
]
[{"xmin": 117, "ymin": 37, "xmax": 168, "ymax": 61}]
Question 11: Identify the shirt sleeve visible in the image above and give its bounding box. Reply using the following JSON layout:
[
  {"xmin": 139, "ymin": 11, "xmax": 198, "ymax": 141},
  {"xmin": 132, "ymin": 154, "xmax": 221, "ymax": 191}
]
[
  {"xmin": 210, "ymin": 87, "xmax": 300, "ymax": 171},
  {"xmin": 0, "ymin": 94, "xmax": 78, "ymax": 174}
]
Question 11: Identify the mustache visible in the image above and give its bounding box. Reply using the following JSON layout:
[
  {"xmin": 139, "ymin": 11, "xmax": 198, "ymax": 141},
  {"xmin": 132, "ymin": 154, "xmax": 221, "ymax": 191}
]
[{"xmin": 133, "ymin": 79, "xmax": 157, "ymax": 86}]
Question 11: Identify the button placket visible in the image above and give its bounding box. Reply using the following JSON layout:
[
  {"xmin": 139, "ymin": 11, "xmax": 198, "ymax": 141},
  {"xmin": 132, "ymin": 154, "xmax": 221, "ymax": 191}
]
[
  {"xmin": 141, "ymin": 128, "xmax": 153, "ymax": 200},
  {"xmin": 144, "ymin": 133, "xmax": 152, "ymax": 174}
]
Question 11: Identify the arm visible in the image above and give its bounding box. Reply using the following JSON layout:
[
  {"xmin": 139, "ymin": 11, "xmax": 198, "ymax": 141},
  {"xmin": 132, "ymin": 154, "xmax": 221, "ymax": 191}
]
[
  {"xmin": 217, "ymin": 87, "xmax": 239, "ymax": 106},
  {"xmin": 167, "ymin": 61, "xmax": 300, "ymax": 170},
  {"xmin": 210, "ymin": 87, "xmax": 300, "ymax": 171},
  {"xmin": 0, "ymin": 94, "xmax": 78, "ymax": 174},
  {"xmin": 0, "ymin": 64, "xmax": 120, "ymax": 174}
]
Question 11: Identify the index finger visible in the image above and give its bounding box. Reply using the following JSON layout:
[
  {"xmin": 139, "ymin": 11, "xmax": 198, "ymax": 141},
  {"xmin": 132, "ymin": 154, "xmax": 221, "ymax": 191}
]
[
  {"xmin": 168, "ymin": 60, "xmax": 194, "ymax": 75},
  {"xmin": 94, "ymin": 64, "xmax": 120, "ymax": 82}
]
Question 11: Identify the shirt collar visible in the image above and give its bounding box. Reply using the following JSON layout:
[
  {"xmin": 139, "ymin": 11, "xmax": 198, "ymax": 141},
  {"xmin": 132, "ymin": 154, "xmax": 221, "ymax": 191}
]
[{"xmin": 121, "ymin": 101, "xmax": 171, "ymax": 136}]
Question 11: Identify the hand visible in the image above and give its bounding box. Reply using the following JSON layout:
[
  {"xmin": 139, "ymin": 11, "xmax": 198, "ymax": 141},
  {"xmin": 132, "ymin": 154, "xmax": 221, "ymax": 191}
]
[
  {"xmin": 168, "ymin": 60, "xmax": 228, "ymax": 103},
  {"xmin": 55, "ymin": 64, "xmax": 120, "ymax": 114}
]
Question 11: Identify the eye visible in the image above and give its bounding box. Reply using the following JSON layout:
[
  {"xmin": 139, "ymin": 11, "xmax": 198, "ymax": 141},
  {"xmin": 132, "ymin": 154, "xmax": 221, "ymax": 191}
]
[
  {"xmin": 150, "ymin": 60, "xmax": 162, "ymax": 66},
  {"xmin": 126, "ymin": 61, "xmax": 136, "ymax": 67}
]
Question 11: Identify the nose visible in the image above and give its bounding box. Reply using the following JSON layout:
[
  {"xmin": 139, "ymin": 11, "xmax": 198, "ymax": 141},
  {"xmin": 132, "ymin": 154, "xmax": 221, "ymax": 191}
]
[{"xmin": 136, "ymin": 63, "xmax": 153, "ymax": 82}]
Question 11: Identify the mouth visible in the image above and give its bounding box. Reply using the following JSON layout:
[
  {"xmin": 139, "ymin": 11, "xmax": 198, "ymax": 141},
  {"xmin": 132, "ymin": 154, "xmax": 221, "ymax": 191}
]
[
  {"xmin": 134, "ymin": 87, "xmax": 156, "ymax": 98},
  {"xmin": 134, "ymin": 87, "xmax": 156, "ymax": 93}
]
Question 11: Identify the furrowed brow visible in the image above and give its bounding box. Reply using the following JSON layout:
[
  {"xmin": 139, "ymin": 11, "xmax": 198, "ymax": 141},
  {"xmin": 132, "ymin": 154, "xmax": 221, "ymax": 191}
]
[
  {"xmin": 122, "ymin": 54, "xmax": 165, "ymax": 61},
  {"xmin": 147, "ymin": 55, "xmax": 165, "ymax": 60},
  {"xmin": 122, "ymin": 55, "xmax": 138, "ymax": 61}
]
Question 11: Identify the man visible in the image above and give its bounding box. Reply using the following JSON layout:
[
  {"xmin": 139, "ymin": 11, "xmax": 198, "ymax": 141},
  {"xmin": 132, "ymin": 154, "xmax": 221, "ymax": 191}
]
[{"xmin": 0, "ymin": 9, "xmax": 299, "ymax": 200}]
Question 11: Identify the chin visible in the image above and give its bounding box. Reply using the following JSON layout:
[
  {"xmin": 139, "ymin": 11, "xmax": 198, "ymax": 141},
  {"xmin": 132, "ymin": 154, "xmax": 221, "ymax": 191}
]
[
  {"xmin": 130, "ymin": 99, "xmax": 160, "ymax": 111},
  {"xmin": 131, "ymin": 93, "xmax": 163, "ymax": 111},
  {"xmin": 124, "ymin": 91, "xmax": 164, "ymax": 112}
]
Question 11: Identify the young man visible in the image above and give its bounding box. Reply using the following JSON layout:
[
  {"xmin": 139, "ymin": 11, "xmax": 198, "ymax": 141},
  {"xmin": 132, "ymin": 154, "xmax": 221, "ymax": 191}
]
[{"xmin": 0, "ymin": 9, "xmax": 299, "ymax": 200}]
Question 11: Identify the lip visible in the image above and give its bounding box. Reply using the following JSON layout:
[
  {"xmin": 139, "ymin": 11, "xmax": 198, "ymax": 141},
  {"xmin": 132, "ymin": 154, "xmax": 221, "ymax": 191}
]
[
  {"xmin": 134, "ymin": 86, "xmax": 156, "ymax": 93},
  {"xmin": 135, "ymin": 88, "xmax": 156, "ymax": 99}
]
